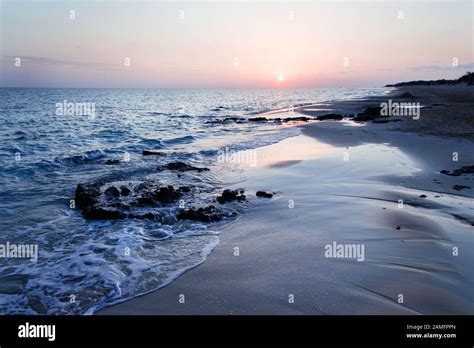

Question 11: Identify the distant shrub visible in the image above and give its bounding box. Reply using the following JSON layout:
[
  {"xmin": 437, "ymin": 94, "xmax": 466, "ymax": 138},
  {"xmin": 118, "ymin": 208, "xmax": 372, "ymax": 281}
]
[{"xmin": 457, "ymin": 72, "xmax": 474, "ymax": 84}]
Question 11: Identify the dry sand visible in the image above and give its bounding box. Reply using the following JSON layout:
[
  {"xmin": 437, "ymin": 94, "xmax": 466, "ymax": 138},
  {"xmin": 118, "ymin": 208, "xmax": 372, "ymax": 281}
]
[{"xmin": 98, "ymin": 86, "xmax": 474, "ymax": 315}]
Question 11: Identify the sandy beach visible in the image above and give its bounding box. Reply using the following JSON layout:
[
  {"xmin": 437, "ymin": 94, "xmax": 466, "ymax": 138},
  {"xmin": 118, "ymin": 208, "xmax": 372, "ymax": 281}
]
[{"xmin": 98, "ymin": 85, "xmax": 474, "ymax": 315}]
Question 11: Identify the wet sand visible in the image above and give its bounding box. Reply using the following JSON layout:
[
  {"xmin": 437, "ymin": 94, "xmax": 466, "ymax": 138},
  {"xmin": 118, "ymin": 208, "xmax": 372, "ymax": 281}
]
[{"xmin": 98, "ymin": 86, "xmax": 474, "ymax": 315}]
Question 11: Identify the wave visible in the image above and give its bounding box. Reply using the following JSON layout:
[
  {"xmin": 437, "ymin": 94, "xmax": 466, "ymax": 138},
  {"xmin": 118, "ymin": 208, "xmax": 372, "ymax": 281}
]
[
  {"xmin": 137, "ymin": 139, "xmax": 164, "ymax": 149},
  {"xmin": 54, "ymin": 150, "xmax": 107, "ymax": 165},
  {"xmin": 0, "ymin": 215, "xmax": 221, "ymax": 315},
  {"xmin": 162, "ymin": 135, "xmax": 197, "ymax": 146}
]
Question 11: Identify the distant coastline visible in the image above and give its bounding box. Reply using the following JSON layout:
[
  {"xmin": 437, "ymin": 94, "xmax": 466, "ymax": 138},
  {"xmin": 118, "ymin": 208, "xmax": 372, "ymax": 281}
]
[{"xmin": 386, "ymin": 71, "xmax": 474, "ymax": 87}]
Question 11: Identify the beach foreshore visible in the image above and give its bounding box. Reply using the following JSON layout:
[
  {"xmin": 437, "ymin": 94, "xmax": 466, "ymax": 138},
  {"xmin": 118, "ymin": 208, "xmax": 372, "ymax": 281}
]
[{"xmin": 98, "ymin": 85, "xmax": 474, "ymax": 315}]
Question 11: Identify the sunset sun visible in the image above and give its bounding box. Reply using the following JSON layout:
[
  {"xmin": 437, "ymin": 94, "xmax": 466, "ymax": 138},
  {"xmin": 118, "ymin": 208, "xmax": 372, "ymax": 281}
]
[{"xmin": 277, "ymin": 74, "xmax": 285, "ymax": 82}]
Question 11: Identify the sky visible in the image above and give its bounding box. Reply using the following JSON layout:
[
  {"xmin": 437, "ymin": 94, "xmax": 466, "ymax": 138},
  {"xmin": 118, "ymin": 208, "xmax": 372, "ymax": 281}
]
[{"xmin": 0, "ymin": 0, "xmax": 473, "ymax": 88}]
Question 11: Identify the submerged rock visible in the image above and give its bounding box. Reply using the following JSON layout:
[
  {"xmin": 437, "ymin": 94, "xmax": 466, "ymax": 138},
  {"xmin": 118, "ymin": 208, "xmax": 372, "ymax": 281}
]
[
  {"xmin": 75, "ymin": 183, "xmax": 101, "ymax": 210},
  {"xmin": 179, "ymin": 186, "xmax": 191, "ymax": 193},
  {"xmin": 207, "ymin": 117, "xmax": 246, "ymax": 124},
  {"xmin": 316, "ymin": 113, "xmax": 343, "ymax": 121},
  {"xmin": 127, "ymin": 212, "xmax": 158, "ymax": 221},
  {"xmin": 363, "ymin": 106, "xmax": 383, "ymax": 116},
  {"xmin": 142, "ymin": 150, "xmax": 166, "ymax": 156},
  {"xmin": 281, "ymin": 116, "xmax": 311, "ymax": 122},
  {"xmin": 132, "ymin": 196, "xmax": 156, "ymax": 207},
  {"xmin": 136, "ymin": 181, "xmax": 155, "ymax": 192},
  {"xmin": 104, "ymin": 186, "xmax": 120, "ymax": 197},
  {"xmin": 353, "ymin": 106, "xmax": 384, "ymax": 122},
  {"xmin": 177, "ymin": 205, "xmax": 223, "ymax": 222},
  {"xmin": 248, "ymin": 115, "xmax": 312, "ymax": 123},
  {"xmin": 83, "ymin": 205, "xmax": 125, "ymax": 220},
  {"xmin": 27, "ymin": 296, "xmax": 48, "ymax": 314},
  {"xmin": 216, "ymin": 189, "xmax": 246, "ymax": 204},
  {"xmin": 440, "ymin": 165, "xmax": 474, "ymax": 176},
  {"xmin": 104, "ymin": 159, "xmax": 120, "ymax": 165},
  {"xmin": 153, "ymin": 185, "xmax": 182, "ymax": 204},
  {"xmin": 453, "ymin": 184, "xmax": 471, "ymax": 191},
  {"xmin": 256, "ymin": 191, "xmax": 273, "ymax": 198},
  {"xmin": 0, "ymin": 274, "xmax": 28, "ymax": 294},
  {"xmin": 248, "ymin": 117, "xmax": 268, "ymax": 122},
  {"xmin": 160, "ymin": 161, "xmax": 210, "ymax": 172},
  {"xmin": 120, "ymin": 186, "xmax": 131, "ymax": 196}
]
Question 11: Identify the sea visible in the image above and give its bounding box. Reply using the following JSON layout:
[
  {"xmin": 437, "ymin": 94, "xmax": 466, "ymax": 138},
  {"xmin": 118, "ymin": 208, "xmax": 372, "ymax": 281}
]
[{"xmin": 0, "ymin": 87, "xmax": 385, "ymax": 314}]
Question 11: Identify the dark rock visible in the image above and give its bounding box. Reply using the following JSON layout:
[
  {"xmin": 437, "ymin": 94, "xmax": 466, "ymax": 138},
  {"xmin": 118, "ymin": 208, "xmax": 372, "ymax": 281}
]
[
  {"xmin": 93, "ymin": 247, "xmax": 107, "ymax": 253},
  {"xmin": 248, "ymin": 117, "xmax": 268, "ymax": 122},
  {"xmin": 216, "ymin": 189, "xmax": 246, "ymax": 204},
  {"xmin": 248, "ymin": 116, "xmax": 303, "ymax": 123},
  {"xmin": 316, "ymin": 113, "xmax": 343, "ymax": 121},
  {"xmin": 128, "ymin": 212, "xmax": 157, "ymax": 221},
  {"xmin": 136, "ymin": 181, "xmax": 155, "ymax": 192},
  {"xmin": 75, "ymin": 183, "xmax": 101, "ymax": 210},
  {"xmin": 363, "ymin": 106, "xmax": 383, "ymax": 117},
  {"xmin": 153, "ymin": 185, "xmax": 182, "ymax": 204},
  {"xmin": 211, "ymin": 106, "xmax": 225, "ymax": 111},
  {"xmin": 104, "ymin": 159, "xmax": 120, "ymax": 165},
  {"xmin": 419, "ymin": 194, "xmax": 427, "ymax": 198},
  {"xmin": 453, "ymin": 184, "xmax": 471, "ymax": 191},
  {"xmin": 120, "ymin": 186, "xmax": 131, "ymax": 196},
  {"xmin": 256, "ymin": 191, "xmax": 273, "ymax": 198},
  {"xmin": 353, "ymin": 106, "xmax": 384, "ymax": 122},
  {"xmin": 142, "ymin": 150, "xmax": 166, "ymax": 156},
  {"xmin": 395, "ymin": 225, "xmax": 401, "ymax": 230},
  {"xmin": 161, "ymin": 161, "xmax": 210, "ymax": 172},
  {"xmin": 83, "ymin": 205, "xmax": 125, "ymax": 220},
  {"xmin": 132, "ymin": 196, "xmax": 156, "ymax": 207},
  {"xmin": 177, "ymin": 205, "xmax": 223, "ymax": 222},
  {"xmin": 441, "ymin": 165, "xmax": 474, "ymax": 176},
  {"xmin": 179, "ymin": 186, "xmax": 191, "ymax": 193},
  {"xmin": 207, "ymin": 117, "xmax": 246, "ymax": 124},
  {"xmin": 104, "ymin": 186, "xmax": 120, "ymax": 197},
  {"xmin": 108, "ymin": 202, "xmax": 131, "ymax": 210},
  {"xmin": 281, "ymin": 116, "xmax": 311, "ymax": 122}
]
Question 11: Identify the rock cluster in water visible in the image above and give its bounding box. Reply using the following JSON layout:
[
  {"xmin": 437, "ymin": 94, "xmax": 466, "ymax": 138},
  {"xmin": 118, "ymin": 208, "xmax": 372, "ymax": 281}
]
[
  {"xmin": 440, "ymin": 165, "xmax": 474, "ymax": 176},
  {"xmin": 75, "ymin": 160, "xmax": 277, "ymax": 223},
  {"xmin": 216, "ymin": 189, "xmax": 246, "ymax": 204}
]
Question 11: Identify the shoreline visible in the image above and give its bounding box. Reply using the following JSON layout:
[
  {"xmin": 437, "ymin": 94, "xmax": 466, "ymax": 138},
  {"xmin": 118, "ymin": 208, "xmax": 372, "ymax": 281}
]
[{"xmin": 97, "ymin": 85, "xmax": 474, "ymax": 315}]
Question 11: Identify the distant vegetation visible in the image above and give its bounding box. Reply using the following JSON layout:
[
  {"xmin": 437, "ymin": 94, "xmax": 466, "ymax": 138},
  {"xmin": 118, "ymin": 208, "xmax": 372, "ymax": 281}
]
[{"xmin": 386, "ymin": 72, "xmax": 474, "ymax": 87}]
